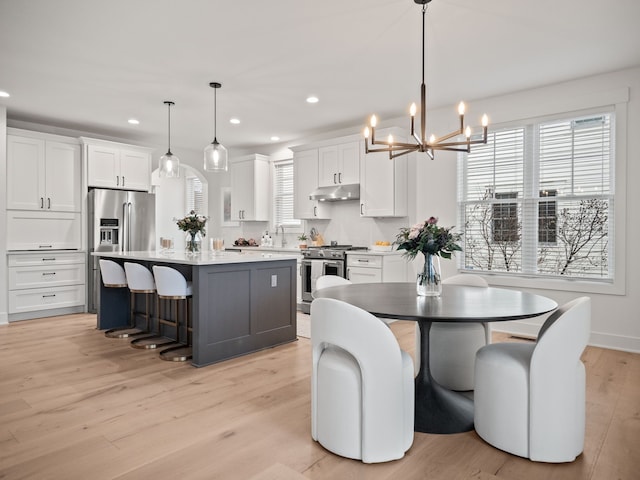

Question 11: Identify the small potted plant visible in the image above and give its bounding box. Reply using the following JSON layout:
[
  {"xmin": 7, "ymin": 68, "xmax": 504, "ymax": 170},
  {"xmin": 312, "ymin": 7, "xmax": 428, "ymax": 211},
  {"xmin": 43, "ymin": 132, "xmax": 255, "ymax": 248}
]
[{"xmin": 298, "ymin": 233, "xmax": 308, "ymax": 249}]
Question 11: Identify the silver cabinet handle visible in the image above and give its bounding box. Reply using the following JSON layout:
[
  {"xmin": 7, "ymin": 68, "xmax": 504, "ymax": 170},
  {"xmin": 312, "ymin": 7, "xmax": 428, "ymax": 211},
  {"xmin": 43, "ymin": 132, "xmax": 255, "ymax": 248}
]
[
  {"xmin": 116, "ymin": 176, "xmax": 119, "ymax": 186},
  {"xmin": 38, "ymin": 245, "xmax": 53, "ymax": 249},
  {"xmin": 122, "ymin": 176, "xmax": 125, "ymax": 187},
  {"xmin": 357, "ymin": 259, "xmax": 370, "ymax": 263},
  {"xmin": 42, "ymin": 272, "xmax": 56, "ymax": 276},
  {"xmin": 360, "ymin": 203, "xmax": 364, "ymax": 215},
  {"xmin": 47, "ymin": 197, "xmax": 51, "ymax": 209},
  {"xmin": 338, "ymin": 172, "xmax": 342, "ymax": 183},
  {"xmin": 40, "ymin": 197, "xmax": 44, "ymax": 209},
  {"xmin": 41, "ymin": 257, "xmax": 56, "ymax": 261},
  {"xmin": 333, "ymin": 173, "xmax": 337, "ymax": 184},
  {"xmin": 42, "ymin": 294, "xmax": 56, "ymax": 298},
  {"xmin": 313, "ymin": 206, "xmax": 317, "ymax": 217}
]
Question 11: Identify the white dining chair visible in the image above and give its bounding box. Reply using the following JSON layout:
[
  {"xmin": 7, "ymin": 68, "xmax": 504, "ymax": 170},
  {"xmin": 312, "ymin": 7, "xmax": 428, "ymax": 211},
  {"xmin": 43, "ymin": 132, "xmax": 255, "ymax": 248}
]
[
  {"xmin": 414, "ymin": 274, "xmax": 489, "ymax": 390},
  {"xmin": 311, "ymin": 297, "xmax": 414, "ymax": 463},
  {"xmin": 313, "ymin": 274, "xmax": 352, "ymax": 295},
  {"xmin": 474, "ymin": 297, "xmax": 590, "ymax": 462}
]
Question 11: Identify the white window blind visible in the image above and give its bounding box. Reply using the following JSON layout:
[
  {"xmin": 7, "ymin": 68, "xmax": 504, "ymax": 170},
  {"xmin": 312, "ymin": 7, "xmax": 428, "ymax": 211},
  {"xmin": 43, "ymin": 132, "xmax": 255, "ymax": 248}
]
[
  {"xmin": 273, "ymin": 160, "xmax": 300, "ymax": 227},
  {"xmin": 459, "ymin": 112, "xmax": 614, "ymax": 280},
  {"xmin": 186, "ymin": 175, "xmax": 204, "ymax": 214}
]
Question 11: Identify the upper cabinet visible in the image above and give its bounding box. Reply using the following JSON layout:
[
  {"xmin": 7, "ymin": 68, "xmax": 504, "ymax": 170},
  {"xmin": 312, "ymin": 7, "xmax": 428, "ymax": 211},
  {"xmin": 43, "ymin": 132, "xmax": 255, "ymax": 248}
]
[
  {"xmin": 230, "ymin": 154, "xmax": 270, "ymax": 221},
  {"xmin": 83, "ymin": 138, "xmax": 152, "ymax": 191},
  {"xmin": 318, "ymin": 141, "xmax": 360, "ymax": 187},
  {"xmin": 7, "ymin": 133, "xmax": 81, "ymax": 212},
  {"xmin": 293, "ymin": 149, "xmax": 330, "ymax": 220},
  {"xmin": 359, "ymin": 128, "xmax": 408, "ymax": 218}
]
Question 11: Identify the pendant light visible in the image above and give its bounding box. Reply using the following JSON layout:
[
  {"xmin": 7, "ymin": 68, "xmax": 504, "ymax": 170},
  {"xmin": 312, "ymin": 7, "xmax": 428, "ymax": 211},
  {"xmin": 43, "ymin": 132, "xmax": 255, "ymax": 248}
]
[
  {"xmin": 158, "ymin": 101, "xmax": 180, "ymax": 178},
  {"xmin": 204, "ymin": 82, "xmax": 228, "ymax": 172}
]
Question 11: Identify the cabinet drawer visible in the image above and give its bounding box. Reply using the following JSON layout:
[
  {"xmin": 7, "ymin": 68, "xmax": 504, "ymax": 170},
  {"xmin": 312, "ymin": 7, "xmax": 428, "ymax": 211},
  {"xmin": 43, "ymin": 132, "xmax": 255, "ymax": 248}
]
[
  {"xmin": 346, "ymin": 254, "xmax": 382, "ymax": 268},
  {"xmin": 347, "ymin": 266, "xmax": 382, "ymax": 283},
  {"xmin": 9, "ymin": 264, "xmax": 86, "ymax": 290},
  {"xmin": 8, "ymin": 285, "xmax": 86, "ymax": 314},
  {"xmin": 8, "ymin": 252, "xmax": 85, "ymax": 267}
]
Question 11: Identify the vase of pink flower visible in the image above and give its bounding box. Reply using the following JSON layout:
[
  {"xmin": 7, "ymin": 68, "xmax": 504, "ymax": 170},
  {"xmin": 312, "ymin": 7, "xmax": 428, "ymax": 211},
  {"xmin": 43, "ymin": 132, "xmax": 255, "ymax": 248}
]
[
  {"xmin": 177, "ymin": 210, "xmax": 207, "ymax": 254},
  {"xmin": 396, "ymin": 217, "xmax": 462, "ymax": 296}
]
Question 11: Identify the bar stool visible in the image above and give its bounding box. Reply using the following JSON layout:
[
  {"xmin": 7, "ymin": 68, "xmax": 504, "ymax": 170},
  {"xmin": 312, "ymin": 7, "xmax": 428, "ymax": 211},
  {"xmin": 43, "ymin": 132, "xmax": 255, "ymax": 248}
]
[
  {"xmin": 99, "ymin": 259, "xmax": 148, "ymax": 338},
  {"xmin": 152, "ymin": 265, "xmax": 193, "ymax": 362},
  {"xmin": 126, "ymin": 262, "xmax": 177, "ymax": 350}
]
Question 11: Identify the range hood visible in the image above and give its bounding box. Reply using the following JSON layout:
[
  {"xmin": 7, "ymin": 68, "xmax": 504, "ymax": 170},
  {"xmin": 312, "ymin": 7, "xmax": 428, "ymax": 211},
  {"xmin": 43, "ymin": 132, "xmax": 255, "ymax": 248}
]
[{"xmin": 309, "ymin": 184, "xmax": 360, "ymax": 202}]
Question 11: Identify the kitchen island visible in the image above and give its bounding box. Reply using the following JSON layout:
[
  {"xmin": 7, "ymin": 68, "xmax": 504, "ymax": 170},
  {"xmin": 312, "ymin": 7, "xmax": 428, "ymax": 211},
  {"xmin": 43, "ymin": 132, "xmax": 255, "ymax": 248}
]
[{"xmin": 92, "ymin": 250, "xmax": 298, "ymax": 367}]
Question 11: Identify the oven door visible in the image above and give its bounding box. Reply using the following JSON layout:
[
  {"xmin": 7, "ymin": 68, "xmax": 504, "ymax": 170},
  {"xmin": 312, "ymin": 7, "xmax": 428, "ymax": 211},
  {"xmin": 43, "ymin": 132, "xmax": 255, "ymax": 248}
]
[{"xmin": 301, "ymin": 259, "xmax": 345, "ymax": 303}]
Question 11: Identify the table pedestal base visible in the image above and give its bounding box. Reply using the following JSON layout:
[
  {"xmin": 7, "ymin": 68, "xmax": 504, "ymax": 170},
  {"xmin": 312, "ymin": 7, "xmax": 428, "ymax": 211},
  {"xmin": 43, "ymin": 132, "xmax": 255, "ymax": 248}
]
[
  {"xmin": 414, "ymin": 379, "xmax": 474, "ymax": 434},
  {"xmin": 415, "ymin": 319, "xmax": 475, "ymax": 434}
]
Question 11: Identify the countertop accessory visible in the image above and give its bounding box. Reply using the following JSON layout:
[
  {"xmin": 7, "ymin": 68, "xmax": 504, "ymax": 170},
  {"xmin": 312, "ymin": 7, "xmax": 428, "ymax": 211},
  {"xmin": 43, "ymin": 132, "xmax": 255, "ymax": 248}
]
[
  {"xmin": 204, "ymin": 82, "xmax": 228, "ymax": 172},
  {"xmin": 363, "ymin": 0, "xmax": 489, "ymax": 160},
  {"xmin": 158, "ymin": 101, "xmax": 180, "ymax": 178}
]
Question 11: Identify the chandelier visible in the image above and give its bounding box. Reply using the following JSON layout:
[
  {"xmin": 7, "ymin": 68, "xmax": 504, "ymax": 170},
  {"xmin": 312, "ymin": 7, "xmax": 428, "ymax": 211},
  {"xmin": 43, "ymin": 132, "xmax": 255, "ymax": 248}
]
[
  {"xmin": 364, "ymin": 0, "xmax": 488, "ymax": 160},
  {"xmin": 158, "ymin": 101, "xmax": 180, "ymax": 178}
]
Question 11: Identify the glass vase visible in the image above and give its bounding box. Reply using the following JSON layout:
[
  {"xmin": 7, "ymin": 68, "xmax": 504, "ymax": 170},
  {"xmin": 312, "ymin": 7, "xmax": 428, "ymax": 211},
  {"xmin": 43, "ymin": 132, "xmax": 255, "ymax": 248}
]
[
  {"xmin": 416, "ymin": 253, "xmax": 442, "ymax": 296},
  {"xmin": 185, "ymin": 231, "xmax": 202, "ymax": 255}
]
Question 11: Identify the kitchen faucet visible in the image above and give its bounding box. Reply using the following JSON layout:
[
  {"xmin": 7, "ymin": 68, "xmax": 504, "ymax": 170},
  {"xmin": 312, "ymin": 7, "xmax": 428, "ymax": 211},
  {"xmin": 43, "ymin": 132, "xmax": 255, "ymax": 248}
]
[{"xmin": 277, "ymin": 224, "xmax": 287, "ymax": 247}]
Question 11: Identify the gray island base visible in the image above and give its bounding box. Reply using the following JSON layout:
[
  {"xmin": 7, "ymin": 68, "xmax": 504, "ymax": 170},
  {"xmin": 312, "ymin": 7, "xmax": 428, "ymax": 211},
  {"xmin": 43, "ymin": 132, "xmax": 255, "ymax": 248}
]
[{"xmin": 93, "ymin": 251, "xmax": 298, "ymax": 367}]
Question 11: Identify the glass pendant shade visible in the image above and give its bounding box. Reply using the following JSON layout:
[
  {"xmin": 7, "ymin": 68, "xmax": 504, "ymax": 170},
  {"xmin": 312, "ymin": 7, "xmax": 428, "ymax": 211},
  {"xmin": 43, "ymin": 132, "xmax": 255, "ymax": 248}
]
[
  {"xmin": 204, "ymin": 138, "xmax": 228, "ymax": 172},
  {"xmin": 159, "ymin": 100, "xmax": 180, "ymax": 178},
  {"xmin": 158, "ymin": 150, "xmax": 180, "ymax": 178},
  {"xmin": 204, "ymin": 82, "xmax": 228, "ymax": 172}
]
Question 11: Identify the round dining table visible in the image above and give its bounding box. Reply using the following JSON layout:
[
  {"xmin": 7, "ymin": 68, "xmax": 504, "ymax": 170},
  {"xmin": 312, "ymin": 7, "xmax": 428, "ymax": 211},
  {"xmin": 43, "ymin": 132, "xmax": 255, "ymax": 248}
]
[{"xmin": 313, "ymin": 282, "xmax": 558, "ymax": 434}]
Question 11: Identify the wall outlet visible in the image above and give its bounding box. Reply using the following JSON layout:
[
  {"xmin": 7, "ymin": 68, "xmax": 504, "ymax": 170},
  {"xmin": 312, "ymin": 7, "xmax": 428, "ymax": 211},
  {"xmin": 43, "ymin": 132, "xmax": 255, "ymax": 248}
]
[{"xmin": 271, "ymin": 274, "xmax": 277, "ymax": 287}]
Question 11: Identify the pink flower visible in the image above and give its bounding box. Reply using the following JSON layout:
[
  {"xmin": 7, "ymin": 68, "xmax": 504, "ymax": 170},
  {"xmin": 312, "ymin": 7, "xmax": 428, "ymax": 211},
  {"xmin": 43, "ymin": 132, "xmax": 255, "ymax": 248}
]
[{"xmin": 427, "ymin": 216, "xmax": 438, "ymax": 225}]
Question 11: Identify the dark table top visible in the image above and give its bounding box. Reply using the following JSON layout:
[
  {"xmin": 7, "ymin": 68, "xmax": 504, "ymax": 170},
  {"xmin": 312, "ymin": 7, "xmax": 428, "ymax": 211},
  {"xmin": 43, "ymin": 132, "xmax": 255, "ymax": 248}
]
[{"xmin": 313, "ymin": 282, "xmax": 558, "ymax": 323}]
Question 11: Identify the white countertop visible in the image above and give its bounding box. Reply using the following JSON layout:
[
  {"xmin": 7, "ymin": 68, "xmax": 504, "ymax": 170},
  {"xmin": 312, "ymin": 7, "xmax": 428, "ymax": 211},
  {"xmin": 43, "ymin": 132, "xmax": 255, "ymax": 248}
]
[
  {"xmin": 226, "ymin": 245, "xmax": 403, "ymax": 256},
  {"xmin": 92, "ymin": 250, "xmax": 300, "ymax": 265}
]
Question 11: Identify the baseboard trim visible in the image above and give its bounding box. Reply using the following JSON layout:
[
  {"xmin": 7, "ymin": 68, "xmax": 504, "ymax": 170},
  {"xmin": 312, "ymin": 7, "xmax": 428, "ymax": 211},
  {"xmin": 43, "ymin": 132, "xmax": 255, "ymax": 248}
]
[{"xmin": 492, "ymin": 320, "xmax": 640, "ymax": 353}]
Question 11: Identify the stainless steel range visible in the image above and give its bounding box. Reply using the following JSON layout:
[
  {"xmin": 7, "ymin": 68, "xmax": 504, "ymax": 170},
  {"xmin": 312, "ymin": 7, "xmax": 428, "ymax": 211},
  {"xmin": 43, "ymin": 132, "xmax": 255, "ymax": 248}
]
[{"xmin": 299, "ymin": 245, "xmax": 367, "ymax": 313}]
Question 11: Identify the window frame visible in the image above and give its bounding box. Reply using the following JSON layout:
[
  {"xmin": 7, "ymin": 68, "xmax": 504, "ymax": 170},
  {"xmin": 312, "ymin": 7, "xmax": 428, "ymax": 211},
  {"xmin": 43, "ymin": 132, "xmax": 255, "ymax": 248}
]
[{"xmin": 457, "ymin": 102, "xmax": 628, "ymax": 296}]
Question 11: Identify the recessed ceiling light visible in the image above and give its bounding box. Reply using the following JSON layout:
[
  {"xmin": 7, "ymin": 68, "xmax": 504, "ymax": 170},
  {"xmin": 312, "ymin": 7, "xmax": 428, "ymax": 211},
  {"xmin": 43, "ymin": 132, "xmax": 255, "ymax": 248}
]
[
  {"xmin": 306, "ymin": 96, "xmax": 319, "ymax": 104},
  {"xmin": 230, "ymin": 118, "xmax": 241, "ymax": 125},
  {"xmin": 270, "ymin": 136, "xmax": 280, "ymax": 142},
  {"xmin": 0, "ymin": 91, "xmax": 10, "ymax": 98},
  {"xmin": 128, "ymin": 118, "xmax": 140, "ymax": 125}
]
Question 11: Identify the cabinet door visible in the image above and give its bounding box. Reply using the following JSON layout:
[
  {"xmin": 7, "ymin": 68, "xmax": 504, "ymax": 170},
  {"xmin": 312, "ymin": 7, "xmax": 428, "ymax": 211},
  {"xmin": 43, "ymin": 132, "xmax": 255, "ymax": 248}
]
[
  {"xmin": 87, "ymin": 144, "xmax": 119, "ymax": 188},
  {"xmin": 293, "ymin": 149, "xmax": 330, "ymax": 219},
  {"xmin": 337, "ymin": 141, "xmax": 360, "ymax": 184},
  {"xmin": 7, "ymin": 135, "xmax": 45, "ymax": 210},
  {"xmin": 360, "ymin": 146, "xmax": 408, "ymax": 217},
  {"xmin": 7, "ymin": 211, "xmax": 82, "ymax": 250},
  {"xmin": 347, "ymin": 266, "xmax": 382, "ymax": 283},
  {"xmin": 45, "ymin": 141, "xmax": 81, "ymax": 212},
  {"xmin": 120, "ymin": 149, "xmax": 151, "ymax": 191},
  {"xmin": 318, "ymin": 146, "xmax": 339, "ymax": 187},
  {"xmin": 231, "ymin": 160, "xmax": 254, "ymax": 220}
]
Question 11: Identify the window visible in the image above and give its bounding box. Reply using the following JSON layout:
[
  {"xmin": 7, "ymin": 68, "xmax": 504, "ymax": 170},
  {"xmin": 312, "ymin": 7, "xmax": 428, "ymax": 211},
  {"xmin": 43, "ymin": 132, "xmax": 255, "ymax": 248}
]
[
  {"xmin": 459, "ymin": 112, "xmax": 614, "ymax": 280},
  {"xmin": 186, "ymin": 175, "xmax": 204, "ymax": 214},
  {"xmin": 273, "ymin": 159, "xmax": 301, "ymax": 228}
]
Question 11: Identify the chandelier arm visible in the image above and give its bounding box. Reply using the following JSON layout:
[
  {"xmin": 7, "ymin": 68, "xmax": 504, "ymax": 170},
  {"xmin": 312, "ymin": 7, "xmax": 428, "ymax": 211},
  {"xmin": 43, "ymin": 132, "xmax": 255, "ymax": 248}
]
[
  {"xmin": 435, "ymin": 137, "xmax": 488, "ymax": 148},
  {"xmin": 431, "ymin": 129, "xmax": 464, "ymax": 144}
]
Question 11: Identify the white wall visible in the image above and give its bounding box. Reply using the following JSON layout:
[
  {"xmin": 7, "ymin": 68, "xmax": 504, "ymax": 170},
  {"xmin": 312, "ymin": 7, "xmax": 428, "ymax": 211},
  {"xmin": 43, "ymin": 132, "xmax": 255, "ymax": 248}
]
[{"xmin": 0, "ymin": 107, "xmax": 7, "ymax": 324}]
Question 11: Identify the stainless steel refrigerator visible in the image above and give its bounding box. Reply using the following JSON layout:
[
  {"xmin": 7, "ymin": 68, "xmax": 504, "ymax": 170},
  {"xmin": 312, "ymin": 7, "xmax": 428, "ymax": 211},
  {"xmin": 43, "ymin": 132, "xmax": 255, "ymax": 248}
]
[{"xmin": 87, "ymin": 188, "xmax": 156, "ymax": 313}]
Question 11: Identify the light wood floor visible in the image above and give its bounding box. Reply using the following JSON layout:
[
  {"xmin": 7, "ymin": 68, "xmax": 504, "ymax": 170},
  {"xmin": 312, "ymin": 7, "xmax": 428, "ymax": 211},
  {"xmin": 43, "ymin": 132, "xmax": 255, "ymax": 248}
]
[{"xmin": 0, "ymin": 313, "xmax": 638, "ymax": 480}]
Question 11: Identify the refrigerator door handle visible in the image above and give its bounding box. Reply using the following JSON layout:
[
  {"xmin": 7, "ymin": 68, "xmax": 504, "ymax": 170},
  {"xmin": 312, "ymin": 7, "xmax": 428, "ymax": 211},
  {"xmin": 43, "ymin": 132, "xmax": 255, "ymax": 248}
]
[{"xmin": 122, "ymin": 202, "xmax": 128, "ymax": 252}]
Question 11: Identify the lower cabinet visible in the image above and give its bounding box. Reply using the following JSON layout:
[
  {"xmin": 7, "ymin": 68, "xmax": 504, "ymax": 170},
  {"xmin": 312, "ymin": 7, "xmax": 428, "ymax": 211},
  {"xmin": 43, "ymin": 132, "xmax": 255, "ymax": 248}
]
[
  {"xmin": 7, "ymin": 252, "xmax": 86, "ymax": 318},
  {"xmin": 346, "ymin": 253, "xmax": 407, "ymax": 284}
]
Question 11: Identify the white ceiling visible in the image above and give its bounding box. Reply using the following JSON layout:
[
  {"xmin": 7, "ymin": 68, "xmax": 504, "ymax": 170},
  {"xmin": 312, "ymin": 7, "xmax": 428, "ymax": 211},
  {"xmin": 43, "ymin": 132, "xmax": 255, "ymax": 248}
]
[{"xmin": 1, "ymin": 0, "xmax": 639, "ymax": 155}]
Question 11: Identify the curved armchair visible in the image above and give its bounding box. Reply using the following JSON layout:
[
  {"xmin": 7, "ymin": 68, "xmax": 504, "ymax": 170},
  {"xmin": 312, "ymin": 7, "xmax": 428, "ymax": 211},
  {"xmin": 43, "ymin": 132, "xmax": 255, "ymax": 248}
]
[
  {"xmin": 313, "ymin": 275, "xmax": 352, "ymax": 295},
  {"xmin": 311, "ymin": 298, "xmax": 414, "ymax": 463},
  {"xmin": 474, "ymin": 297, "xmax": 591, "ymax": 462},
  {"xmin": 415, "ymin": 274, "xmax": 489, "ymax": 390}
]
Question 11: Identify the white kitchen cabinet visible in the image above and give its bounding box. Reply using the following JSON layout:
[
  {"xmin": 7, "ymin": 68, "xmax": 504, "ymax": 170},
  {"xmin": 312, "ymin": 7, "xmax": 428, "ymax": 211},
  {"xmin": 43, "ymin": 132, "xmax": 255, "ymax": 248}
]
[
  {"xmin": 359, "ymin": 129, "xmax": 408, "ymax": 217},
  {"xmin": 7, "ymin": 210, "xmax": 82, "ymax": 251},
  {"xmin": 8, "ymin": 252, "xmax": 86, "ymax": 317},
  {"xmin": 318, "ymin": 141, "xmax": 360, "ymax": 187},
  {"xmin": 293, "ymin": 149, "xmax": 330, "ymax": 220},
  {"xmin": 346, "ymin": 253, "xmax": 407, "ymax": 284},
  {"xmin": 83, "ymin": 138, "xmax": 152, "ymax": 191},
  {"xmin": 230, "ymin": 154, "xmax": 270, "ymax": 221},
  {"xmin": 7, "ymin": 133, "xmax": 81, "ymax": 212}
]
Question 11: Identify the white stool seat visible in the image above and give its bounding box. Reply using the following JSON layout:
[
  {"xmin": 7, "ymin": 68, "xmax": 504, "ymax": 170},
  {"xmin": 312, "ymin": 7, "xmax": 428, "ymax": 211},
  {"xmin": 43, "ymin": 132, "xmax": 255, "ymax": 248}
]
[
  {"xmin": 99, "ymin": 259, "xmax": 146, "ymax": 338},
  {"xmin": 152, "ymin": 266, "xmax": 193, "ymax": 362}
]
